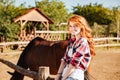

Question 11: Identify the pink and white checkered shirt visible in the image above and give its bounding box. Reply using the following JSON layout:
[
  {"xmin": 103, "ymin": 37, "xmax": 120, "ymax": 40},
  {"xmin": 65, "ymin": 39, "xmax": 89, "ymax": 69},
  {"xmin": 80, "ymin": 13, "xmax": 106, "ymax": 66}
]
[{"xmin": 62, "ymin": 37, "xmax": 91, "ymax": 71}]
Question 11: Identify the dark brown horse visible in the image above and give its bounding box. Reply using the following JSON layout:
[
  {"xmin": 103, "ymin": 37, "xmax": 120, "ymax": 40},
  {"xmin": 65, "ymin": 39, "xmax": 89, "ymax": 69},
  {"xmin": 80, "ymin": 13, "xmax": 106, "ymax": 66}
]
[{"xmin": 9, "ymin": 37, "xmax": 69, "ymax": 80}]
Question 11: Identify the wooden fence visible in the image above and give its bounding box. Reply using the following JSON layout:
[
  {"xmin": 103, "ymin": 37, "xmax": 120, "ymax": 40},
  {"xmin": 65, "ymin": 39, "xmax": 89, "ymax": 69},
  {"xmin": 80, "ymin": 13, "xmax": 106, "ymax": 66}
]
[
  {"xmin": 0, "ymin": 41, "xmax": 29, "ymax": 53},
  {"xmin": 93, "ymin": 37, "xmax": 120, "ymax": 47},
  {"xmin": 36, "ymin": 31, "xmax": 70, "ymax": 41},
  {"xmin": 0, "ymin": 37, "xmax": 120, "ymax": 79},
  {"xmin": 19, "ymin": 31, "xmax": 70, "ymax": 41},
  {"xmin": 0, "ymin": 58, "xmax": 54, "ymax": 80},
  {"xmin": 0, "ymin": 37, "xmax": 120, "ymax": 53}
]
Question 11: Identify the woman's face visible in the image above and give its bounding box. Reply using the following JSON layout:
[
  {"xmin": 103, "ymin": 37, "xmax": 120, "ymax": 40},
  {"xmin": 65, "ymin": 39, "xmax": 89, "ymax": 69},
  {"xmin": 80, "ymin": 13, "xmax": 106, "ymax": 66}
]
[{"xmin": 69, "ymin": 21, "xmax": 81, "ymax": 36}]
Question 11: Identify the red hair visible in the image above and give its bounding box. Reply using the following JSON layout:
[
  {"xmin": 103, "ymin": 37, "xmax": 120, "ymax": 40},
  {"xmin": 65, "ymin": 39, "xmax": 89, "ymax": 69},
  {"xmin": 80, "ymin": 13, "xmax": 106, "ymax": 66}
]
[{"xmin": 67, "ymin": 15, "xmax": 96, "ymax": 56}]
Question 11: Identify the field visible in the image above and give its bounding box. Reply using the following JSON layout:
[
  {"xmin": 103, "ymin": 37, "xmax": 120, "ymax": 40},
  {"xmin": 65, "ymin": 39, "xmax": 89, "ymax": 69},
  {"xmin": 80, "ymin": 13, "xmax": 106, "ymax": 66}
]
[{"xmin": 0, "ymin": 47, "xmax": 120, "ymax": 80}]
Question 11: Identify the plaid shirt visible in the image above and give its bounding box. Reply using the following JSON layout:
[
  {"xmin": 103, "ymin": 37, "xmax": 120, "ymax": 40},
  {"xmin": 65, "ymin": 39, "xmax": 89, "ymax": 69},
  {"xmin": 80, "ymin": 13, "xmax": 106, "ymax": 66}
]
[{"xmin": 62, "ymin": 37, "xmax": 91, "ymax": 71}]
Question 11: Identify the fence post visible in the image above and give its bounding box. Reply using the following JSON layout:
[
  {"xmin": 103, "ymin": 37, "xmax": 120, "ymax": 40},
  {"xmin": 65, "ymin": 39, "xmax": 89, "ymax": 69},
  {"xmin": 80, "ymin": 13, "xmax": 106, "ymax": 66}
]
[
  {"xmin": 106, "ymin": 39, "xmax": 109, "ymax": 50},
  {"xmin": 38, "ymin": 66, "xmax": 50, "ymax": 80},
  {"xmin": 0, "ymin": 47, "xmax": 3, "ymax": 53}
]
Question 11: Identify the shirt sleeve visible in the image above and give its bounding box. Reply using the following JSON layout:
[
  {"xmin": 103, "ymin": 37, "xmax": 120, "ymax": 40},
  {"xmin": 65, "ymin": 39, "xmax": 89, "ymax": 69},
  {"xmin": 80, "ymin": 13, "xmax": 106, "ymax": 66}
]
[
  {"xmin": 70, "ymin": 39, "xmax": 91, "ymax": 70},
  {"xmin": 61, "ymin": 46, "xmax": 69, "ymax": 62}
]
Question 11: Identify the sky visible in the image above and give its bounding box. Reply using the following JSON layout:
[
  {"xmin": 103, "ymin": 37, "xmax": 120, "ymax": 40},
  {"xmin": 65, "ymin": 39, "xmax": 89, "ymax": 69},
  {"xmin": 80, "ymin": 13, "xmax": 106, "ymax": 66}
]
[{"xmin": 14, "ymin": 0, "xmax": 120, "ymax": 12}]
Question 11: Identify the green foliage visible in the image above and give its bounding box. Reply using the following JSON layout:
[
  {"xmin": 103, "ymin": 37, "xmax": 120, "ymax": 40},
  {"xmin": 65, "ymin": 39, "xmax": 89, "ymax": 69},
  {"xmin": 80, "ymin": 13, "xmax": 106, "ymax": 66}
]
[
  {"xmin": 110, "ymin": 7, "xmax": 120, "ymax": 33},
  {"xmin": 72, "ymin": 3, "xmax": 120, "ymax": 37},
  {"xmin": 0, "ymin": 20, "xmax": 20, "ymax": 41},
  {"xmin": 73, "ymin": 3, "xmax": 112, "ymax": 25},
  {"xmin": 0, "ymin": 0, "xmax": 25, "ymax": 41},
  {"xmin": 36, "ymin": 0, "xmax": 69, "ymax": 30},
  {"xmin": 0, "ymin": 0, "xmax": 120, "ymax": 41},
  {"xmin": 92, "ymin": 22, "xmax": 108, "ymax": 37},
  {"xmin": 111, "ymin": 7, "xmax": 120, "ymax": 23}
]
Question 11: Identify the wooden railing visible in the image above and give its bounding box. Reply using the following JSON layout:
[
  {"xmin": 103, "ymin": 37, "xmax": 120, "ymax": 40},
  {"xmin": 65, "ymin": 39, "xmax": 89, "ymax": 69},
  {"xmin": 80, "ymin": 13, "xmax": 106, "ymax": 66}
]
[
  {"xmin": 35, "ymin": 31, "xmax": 69, "ymax": 41},
  {"xmin": 19, "ymin": 31, "xmax": 70, "ymax": 41},
  {"xmin": 93, "ymin": 37, "xmax": 120, "ymax": 47},
  {"xmin": 0, "ymin": 58, "xmax": 54, "ymax": 80},
  {"xmin": 0, "ymin": 37, "xmax": 120, "ymax": 53}
]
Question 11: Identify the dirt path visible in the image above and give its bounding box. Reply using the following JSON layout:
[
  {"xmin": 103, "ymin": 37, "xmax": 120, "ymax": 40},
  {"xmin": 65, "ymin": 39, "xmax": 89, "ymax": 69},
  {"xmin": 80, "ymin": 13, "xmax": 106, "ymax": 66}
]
[
  {"xmin": 0, "ymin": 48, "xmax": 120, "ymax": 80},
  {"xmin": 90, "ymin": 48, "xmax": 120, "ymax": 80},
  {"xmin": 0, "ymin": 51, "xmax": 32, "ymax": 80}
]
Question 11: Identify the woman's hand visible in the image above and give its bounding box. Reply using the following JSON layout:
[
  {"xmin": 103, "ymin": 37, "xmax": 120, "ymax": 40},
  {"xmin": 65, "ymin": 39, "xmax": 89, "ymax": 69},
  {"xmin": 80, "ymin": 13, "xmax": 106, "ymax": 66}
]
[
  {"xmin": 55, "ymin": 74, "xmax": 61, "ymax": 80},
  {"xmin": 55, "ymin": 60, "xmax": 66, "ymax": 80},
  {"xmin": 61, "ymin": 77, "xmax": 66, "ymax": 80}
]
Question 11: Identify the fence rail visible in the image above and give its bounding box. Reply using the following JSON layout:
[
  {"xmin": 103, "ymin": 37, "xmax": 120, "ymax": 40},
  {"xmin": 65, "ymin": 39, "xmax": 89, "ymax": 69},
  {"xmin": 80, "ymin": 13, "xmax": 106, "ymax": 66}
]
[
  {"xmin": 93, "ymin": 37, "xmax": 120, "ymax": 48},
  {"xmin": 0, "ymin": 41, "xmax": 29, "ymax": 46},
  {"xmin": 0, "ymin": 58, "xmax": 54, "ymax": 80},
  {"xmin": 36, "ymin": 31, "xmax": 69, "ymax": 33},
  {"xmin": 0, "ymin": 37, "xmax": 120, "ymax": 52},
  {"xmin": 93, "ymin": 37, "xmax": 120, "ymax": 41},
  {"xmin": 0, "ymin": 37, "xmax": 120, "ymax": 46},
  {"xmin": 35, "ymin": 31, "xmax": 69, "ymax": 41}
]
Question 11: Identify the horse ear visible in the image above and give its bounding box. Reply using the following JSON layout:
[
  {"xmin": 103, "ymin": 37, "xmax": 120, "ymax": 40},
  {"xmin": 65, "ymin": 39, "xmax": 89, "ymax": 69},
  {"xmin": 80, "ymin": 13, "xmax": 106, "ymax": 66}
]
[{"xmin": 7, "ymin": 71, "xmax": 14, "ymax": 75}]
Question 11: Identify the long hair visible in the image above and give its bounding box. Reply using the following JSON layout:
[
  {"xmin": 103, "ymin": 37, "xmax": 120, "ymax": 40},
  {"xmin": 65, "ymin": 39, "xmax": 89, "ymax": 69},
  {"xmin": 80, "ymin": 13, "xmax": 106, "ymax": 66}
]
[{"xmin": 67, "ymin": 15, "xmax": 96, "ymax": 56}]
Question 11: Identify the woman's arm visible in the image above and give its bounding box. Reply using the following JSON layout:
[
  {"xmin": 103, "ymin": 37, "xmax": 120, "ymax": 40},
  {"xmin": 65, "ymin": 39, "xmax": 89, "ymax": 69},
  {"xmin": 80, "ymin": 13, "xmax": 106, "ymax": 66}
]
[
  {"xmin": 62, "ymin": 64, "xmax": 75, "ymax": 80},
  {"xmin": 62, "ymin": 38, "xmax": 91, "ymax": 80},
  {"xmin": 55, "ymin": 60, "xmax": 66, "ymax": 80}
]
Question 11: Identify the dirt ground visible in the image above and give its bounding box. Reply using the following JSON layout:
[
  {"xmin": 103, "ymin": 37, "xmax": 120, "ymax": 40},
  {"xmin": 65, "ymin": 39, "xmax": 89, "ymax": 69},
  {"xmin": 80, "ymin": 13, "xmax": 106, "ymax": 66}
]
[{"xmin": 0, "ymin": 48, "xmax": 120, "ymax": 80}]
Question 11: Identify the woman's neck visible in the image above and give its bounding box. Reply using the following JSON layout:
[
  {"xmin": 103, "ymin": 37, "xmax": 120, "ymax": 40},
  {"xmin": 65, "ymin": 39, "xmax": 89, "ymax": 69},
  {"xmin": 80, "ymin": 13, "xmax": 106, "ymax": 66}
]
[{"xmin": 75, "ymin": 34, "xmax": 81, "ymax": 41}]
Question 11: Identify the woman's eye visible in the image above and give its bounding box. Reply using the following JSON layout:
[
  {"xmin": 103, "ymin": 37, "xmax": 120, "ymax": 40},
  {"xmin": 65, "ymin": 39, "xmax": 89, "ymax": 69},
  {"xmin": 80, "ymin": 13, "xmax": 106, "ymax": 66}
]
[{"xmin": 70, "ymin": 25, "xmax": 74, "ymax": 28}]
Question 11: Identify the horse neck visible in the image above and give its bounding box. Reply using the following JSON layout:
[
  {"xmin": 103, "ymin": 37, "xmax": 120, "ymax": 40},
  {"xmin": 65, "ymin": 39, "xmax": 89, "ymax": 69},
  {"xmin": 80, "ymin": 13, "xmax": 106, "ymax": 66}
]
[
  {"xmin": 10, "ymin": 71, "xmax": 24, "ymax": 80},
  {"xmin": 10, "ymin": 40, "xmax": 33, "ymax": 80}
]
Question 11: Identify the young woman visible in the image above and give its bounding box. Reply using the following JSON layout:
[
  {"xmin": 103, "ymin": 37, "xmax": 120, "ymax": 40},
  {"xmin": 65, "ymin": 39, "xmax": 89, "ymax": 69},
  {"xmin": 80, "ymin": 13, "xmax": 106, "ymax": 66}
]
[{"xmin": 55, "ymin": 15, "xmax": 95, "ymax": 80}]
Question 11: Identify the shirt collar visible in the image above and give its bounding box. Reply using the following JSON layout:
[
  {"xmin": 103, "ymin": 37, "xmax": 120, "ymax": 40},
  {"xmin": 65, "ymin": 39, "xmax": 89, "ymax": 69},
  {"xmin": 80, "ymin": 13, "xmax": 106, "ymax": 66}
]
[
  {"xmin": 70, "ymin": 38, "xmax": 76, "ymax": 43},
  {"xmin": 70, "ymin": 37, "xmax": 82, "ymax": 44}
]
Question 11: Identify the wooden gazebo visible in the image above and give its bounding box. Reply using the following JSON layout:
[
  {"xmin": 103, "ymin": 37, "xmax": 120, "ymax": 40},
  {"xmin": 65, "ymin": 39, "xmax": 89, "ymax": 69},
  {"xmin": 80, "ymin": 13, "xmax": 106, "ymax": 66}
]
[{"xmin": 14, "ymin": 8, "xmax": 54, "ymax": 41}]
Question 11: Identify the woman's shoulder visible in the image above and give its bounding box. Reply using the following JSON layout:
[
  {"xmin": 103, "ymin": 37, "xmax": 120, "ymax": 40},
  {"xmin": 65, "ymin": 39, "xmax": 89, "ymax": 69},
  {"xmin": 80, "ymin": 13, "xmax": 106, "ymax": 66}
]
[{"xmin": 80, "ymin": 37, "xmax": 87, "ymax": 42}]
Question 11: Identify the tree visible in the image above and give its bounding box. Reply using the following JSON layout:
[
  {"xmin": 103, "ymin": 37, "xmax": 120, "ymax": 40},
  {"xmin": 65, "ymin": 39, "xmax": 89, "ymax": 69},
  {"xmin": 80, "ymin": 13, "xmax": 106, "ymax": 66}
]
[
  {"xmin": 110, "ymin": 7, "xmax": 120, "ymax": 39},
  {"xmin": 73, "ymin": 3, "xmax": 112, "ymax": 26},
  {"xmin": 0, "ymin": 0, "xmax": 25, "ymax": 41},
  {"xmin": 35, "ymin": 0, "xmax": 69, "ymax": 30}
]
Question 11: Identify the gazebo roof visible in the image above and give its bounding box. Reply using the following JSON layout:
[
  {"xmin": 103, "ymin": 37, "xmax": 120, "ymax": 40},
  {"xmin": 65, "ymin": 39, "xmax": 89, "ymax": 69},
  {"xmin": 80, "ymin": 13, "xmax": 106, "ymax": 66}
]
[{"xmin": 14, "ymin": 8, "xmax": 54, "ymax": 24}]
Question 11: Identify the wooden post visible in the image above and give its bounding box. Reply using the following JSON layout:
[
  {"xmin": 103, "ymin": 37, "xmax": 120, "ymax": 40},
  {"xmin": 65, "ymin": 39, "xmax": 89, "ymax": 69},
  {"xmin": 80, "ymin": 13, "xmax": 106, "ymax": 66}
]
[
  {"xmin": 106, "ymin": 39, "xmax": 109, "ymax": 50},
  {"xmin": 0, "ymin": 45, "xmax": 4, "ymax": 53},
  {"xmin": 38, "ymin": 66, "xmax": 50, "ymax": 80}
]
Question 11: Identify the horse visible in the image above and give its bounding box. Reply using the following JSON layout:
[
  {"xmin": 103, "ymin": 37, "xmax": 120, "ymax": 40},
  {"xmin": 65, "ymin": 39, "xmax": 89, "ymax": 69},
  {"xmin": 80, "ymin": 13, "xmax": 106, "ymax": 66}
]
[
  {"xmin": 8, "ymin": 37, "xmax": 91, "ymax": 80},
  {"xmin": 9, "ymin": 37, "xmax": 69, "ymax": 80}
]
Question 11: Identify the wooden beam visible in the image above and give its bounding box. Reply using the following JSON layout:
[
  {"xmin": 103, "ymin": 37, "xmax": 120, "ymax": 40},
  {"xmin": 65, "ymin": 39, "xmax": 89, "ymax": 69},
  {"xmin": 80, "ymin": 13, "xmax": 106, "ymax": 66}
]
[
  {"xmin": 21, "ymin": 20, "xmax": 28, "ymax": 27},
  {"xmin": 41, "ymin": 21, "xmax": 49, "ymax": 30},
  {"xmin": 0, "ymin": 58, "xmax": 38, "ymax": 79}
]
